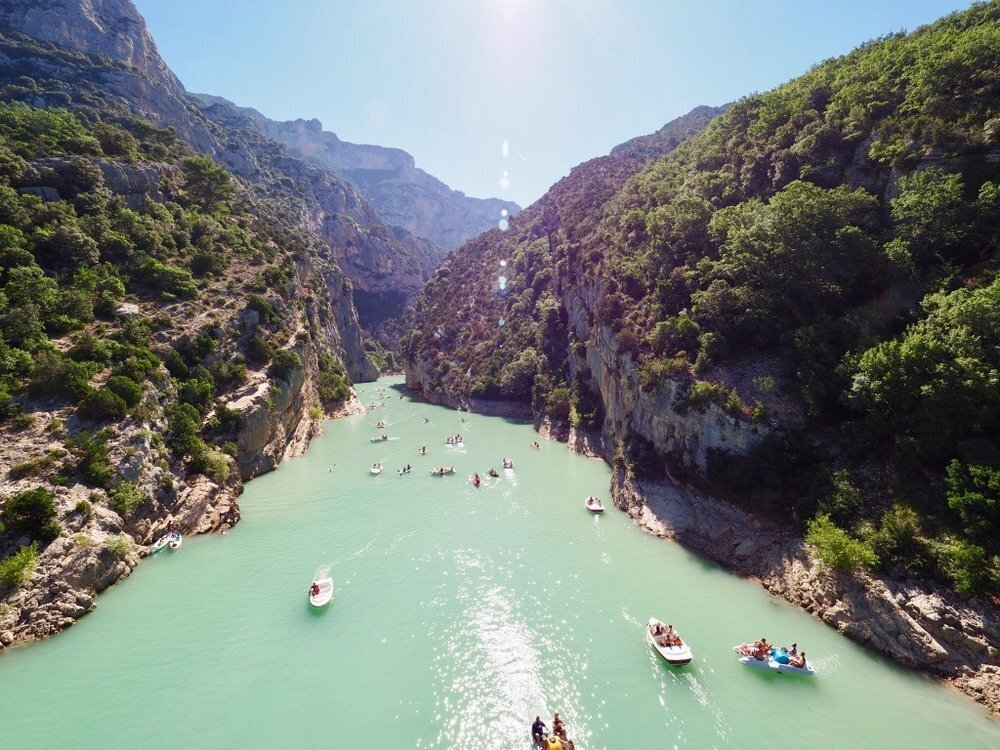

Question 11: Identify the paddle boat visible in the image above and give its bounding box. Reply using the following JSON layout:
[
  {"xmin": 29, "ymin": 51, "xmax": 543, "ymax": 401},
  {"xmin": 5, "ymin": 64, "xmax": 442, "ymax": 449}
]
[
  {"xmin": 486, "ymin": 468, "xmax": 499, "ymax": 478},
  {"xmin": 151, "ymin": 530, "xmax": 181, "ymax": 553},
  {"xmin": 370, "ymin": 434, "xmax": 389, "ymax": 442},
  {"xmin": 733, "ymin": 643, "xmax": 815, "ymax": 675},
  {"xmin": 472, "ymin": 473, "xmax": 481, "ymax": 488},
  {"xmin": 309, "ymin": 578, "xmax": 334, "ymax": 607},
  {"xmin": 585, "ymin": 496, "xmax": 605, "ymax": 513},
  {"xmin": 398, "ymin": 465, "xmax": 412, "ymax": 475},
  {"xmin": 430, "ymin": 466, "xmax": 455, "ymax": 476},
  {"xmin": 419, "ymin": 446, "xmax": 428, "ymax": 455},
  {"xmin": 502, "ymin": 458, "xmax": 514, "ymax": 469},
  {"xmin": 647, "ymin": 618, "xmax": 693, "ymax": 666},
  {"xmin": 370, "ymin": 463, "xmax": 383, "ymax": 475}
]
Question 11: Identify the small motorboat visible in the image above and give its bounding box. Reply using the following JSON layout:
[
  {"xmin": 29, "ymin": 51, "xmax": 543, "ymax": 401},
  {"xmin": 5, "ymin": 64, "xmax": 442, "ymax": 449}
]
[
  {"xmin": 733, "ymin": 644, "xmax": 816, "ymax": 675},
  {"xmin": 309, "ymin": 578, "xmax": 334, "ymax": 607},
  {"xmin": 398, "ymin": 466, "xmax": 412, "ymax": 475},
  {"xmin": 502, "ymin": 458, "xmax": 513, "ymax": 469},
  {"xmin": 430, "ymin": 467, "xmax": 455, "ymax": 476},
  {"xmin": 370, "ymin": 434, "xmax": 389, "ymax": 442},
  {"xmin": 647, "ymin": 618, "xmax": 693, "ymax": 666},
  {"xmin": 370, "ymin": 463, "xmax": 383, "ymax": 475},
  {"xmin": 585, "ymin": 496, "xmax": 605, "ymax": 513},
  {"xmin": 152, "ymin": 530, "xmax": 181, "ymax": 553}
]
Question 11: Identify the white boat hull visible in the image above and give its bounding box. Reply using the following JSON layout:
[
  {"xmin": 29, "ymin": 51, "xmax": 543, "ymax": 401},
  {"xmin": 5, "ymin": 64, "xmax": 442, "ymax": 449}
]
[
  {"xmin": 310, "ymin": 578, "xmax": 334, "ymax": 607},
  {"xmin": 151, "ymin": 531, "xmax": 180, "ymax": 553},
  {"xmin": 647, "ymin": 618, "xmax": 693, "ymax": 665},
  {"xmin": 585, "ymin": 497, "xmax": 605, "ymax": 513},
  {"xmin": 733, "ymin": 645, "xmax": 815, "ymax": 675}
]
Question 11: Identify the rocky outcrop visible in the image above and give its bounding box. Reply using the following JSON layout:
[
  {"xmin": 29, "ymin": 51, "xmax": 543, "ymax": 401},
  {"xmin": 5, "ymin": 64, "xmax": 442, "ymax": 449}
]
[
  {"xmin": 195, "ymin": 95, "xmax": 521, "ymax": 253},
  {"xmin": 21, "ymin": 156, "xmax": 182, "ymax": 207},
  {"xmin": 612, "ymin": 470, "xmax": 1000, "ymax": 713}
]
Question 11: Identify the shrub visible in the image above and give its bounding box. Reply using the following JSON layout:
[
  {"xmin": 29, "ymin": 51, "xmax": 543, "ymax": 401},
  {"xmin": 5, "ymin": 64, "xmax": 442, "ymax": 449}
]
[
  {"xmin": 74, "ymin": 498, "xmax": 93, "ymax": 520},
  {"xmin": 245, "ymin": 334, "xmax": 273, "ymax": 366},
  {"xmin": 638, "ymin": 356, "xmax": 688, "ymax": 391},
  {"xmin": 77, "ymin": 387, "xmax": 128, "ymax": 421},
  {"xmin": 105, "ymin": 535, "xmax": 133, "ymax": 558},
  {"xmin": 108, "ymin": 482, "xmax": 143, "ymax": 516},
  {"xmin": 8, "ymin": 452, "xmax": 59, "ymax": 480},
  {"xmin": 189, "ymin": 447, "xmax": 231, "ymax": 482},
  {"xmin": 806, "ymin": 514, "xmax": 878, "ymax": 572},
  {"xmin": 269, "ymin": 349, "xmax": 302, "ymax": 382},
  {"xmin": 2, "ymin": 487, "xmax": 61, "ymax": 542},
  {"xmin": 66, "ymin": 430, "xmax": 113, "ymax": 487},
  {"xmin": 106, "ymin": 375, "xmax": 143, "ymax": 408},
  {"xmin": 0, "ymin": 543, "xmax": 38, "ymax": 590},
  {"xmin": 73, "ymin": 533, "xmax": 95, "ymax": 549},
  {"xmin": 545, "ymin": 386, "xmax": 571, "ymax": 422},
  {"xmin": 688, "ymin": 380, "xmax": 722, "ymax": 406}
]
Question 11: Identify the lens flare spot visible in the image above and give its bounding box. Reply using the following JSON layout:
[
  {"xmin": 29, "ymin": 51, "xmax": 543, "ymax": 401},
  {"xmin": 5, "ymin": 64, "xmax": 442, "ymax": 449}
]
[
  {"xmin": 499, "ymin": 177, "xmax": 510, "ymax": 190},
  {"xmin": 498, "ymin": 219, "xmax": 509, "ymax": 231},
  {"xmin": 498, "ymin": 318, "xmax": 505, "ymax": 327},
  {"xmin": 501, "ymin": 139, "xmax": 509, "ymax": 159},
  {"xmin": 499, "ymin": 260, "xmax": 507, "ymax": 268},
  {"xmin": 498, "ymin": 276, "xmax": 507, "ymax": 286},
  {"xmin": 501, "ymin": 209, "xmax": 508, "ymax": 218}
]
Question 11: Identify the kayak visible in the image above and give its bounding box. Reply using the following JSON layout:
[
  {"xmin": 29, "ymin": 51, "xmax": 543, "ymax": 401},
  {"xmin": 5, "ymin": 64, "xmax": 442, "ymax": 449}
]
[
  {"xmin": 647, "ymin": 617, "xmax": 693, "ymax": 665},
  {"xmin": 733, "ymin": 644, "xmax": 816, "ymax": 675},
  {"xmin": 309, "ymin": 578, "xmax": 334, "ymax": 607}
]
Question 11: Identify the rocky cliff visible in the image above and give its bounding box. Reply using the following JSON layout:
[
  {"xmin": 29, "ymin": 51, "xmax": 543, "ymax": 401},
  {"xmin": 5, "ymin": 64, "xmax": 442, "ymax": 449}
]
[
  {"xmin": 0, "ymin": 0, "xmax": 386, "ymax": 647},
  {"xmin": 195, "ymin": 95, "xmax": 521, "ymax": 254},
  {"xmin": 403, "ymin": 4, "xmax": 1000, "ymax": 712},
  {"xmin": 0, "ymin": 0, "xmax": 442, "ymax": 341}
]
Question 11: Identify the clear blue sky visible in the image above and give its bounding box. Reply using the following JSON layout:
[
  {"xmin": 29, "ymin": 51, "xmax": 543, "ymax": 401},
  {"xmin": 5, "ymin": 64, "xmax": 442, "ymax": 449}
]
[{"xmin": 134, "ymin": 0, "xmax": 974, "ymax": 208}]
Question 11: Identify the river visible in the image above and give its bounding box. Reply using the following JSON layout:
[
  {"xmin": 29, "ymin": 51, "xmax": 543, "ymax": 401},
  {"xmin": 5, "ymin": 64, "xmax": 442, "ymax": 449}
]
[{"xmin": 0, "ymin": 377, "xmax": 997, "ymax": 749}]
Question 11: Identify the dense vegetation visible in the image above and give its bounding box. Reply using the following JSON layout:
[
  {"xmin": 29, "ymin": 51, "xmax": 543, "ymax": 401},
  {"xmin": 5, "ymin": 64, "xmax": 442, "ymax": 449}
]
[
  {"xmin": 0, "ymin": 102, "xmax": 356, "ymax": 576},
  {"xmin": 407, "ymin": 3, "xmax": 1000, "ymax": 596}
]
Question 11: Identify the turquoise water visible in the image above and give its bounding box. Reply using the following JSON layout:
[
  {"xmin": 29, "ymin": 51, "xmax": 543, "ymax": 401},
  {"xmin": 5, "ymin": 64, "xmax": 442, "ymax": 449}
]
[{"xmin": 1, "ymin": 376, "xmax": 997, "ymax": 749}]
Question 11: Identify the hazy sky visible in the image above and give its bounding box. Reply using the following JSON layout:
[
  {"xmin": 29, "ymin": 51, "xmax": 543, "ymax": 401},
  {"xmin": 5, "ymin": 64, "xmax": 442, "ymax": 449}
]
[{"xmin": 134, "ymin": 0, "xmax": 974, "ymax": 208}]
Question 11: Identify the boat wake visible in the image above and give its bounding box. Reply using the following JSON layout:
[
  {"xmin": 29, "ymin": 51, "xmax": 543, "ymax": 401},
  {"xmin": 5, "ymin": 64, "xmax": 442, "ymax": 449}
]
[{"xmin": 313, "ymin": 564, "xmax": 331, "ymax": 581}]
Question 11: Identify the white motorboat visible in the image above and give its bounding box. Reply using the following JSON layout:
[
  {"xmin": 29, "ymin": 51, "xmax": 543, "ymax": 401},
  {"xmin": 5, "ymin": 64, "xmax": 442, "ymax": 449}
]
[
  {"xmin": 398, "ymin": 466, "xmax": 412, "ymax": 475},
  {"xmin": 647, "ymin": 618, "xmax": 693, "ymax": 665},
  {"xmin": 309, "ymin": 578, "xmax": 334, "ymax": 607},
  {"xmin": 429, "ymin": 467, "xmax": 455, "ymax": 476},
  {"xmin": 585, "ymin": 496, "xmax": 605, "ymax": 513},
  {"xmin": 151, "ymin": 530, "xmax": 181, "ymax": 552},
  {"xmin": 502, "ymin": 458, "xmax": 514, "ymax": 469},
  {"xmin": 733, "ymin": 644, "xmax": 816, "ymax": 675},
  {"xmin": 370, "ymin": 463, "xmax": 383, "ymax": 475}
]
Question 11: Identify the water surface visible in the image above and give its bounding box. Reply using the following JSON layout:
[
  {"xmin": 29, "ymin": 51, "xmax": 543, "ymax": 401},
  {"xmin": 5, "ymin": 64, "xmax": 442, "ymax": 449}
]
[{"xmin": 1, "ymin": 377, "xmax": 997, "ymax": 749}]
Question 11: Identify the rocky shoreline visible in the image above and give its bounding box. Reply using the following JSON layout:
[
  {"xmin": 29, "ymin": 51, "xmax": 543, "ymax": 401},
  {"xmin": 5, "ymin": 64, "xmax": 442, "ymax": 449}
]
[{"xmin": 407, "ymin": 387, "xmax": 1000, "ymax": 715}]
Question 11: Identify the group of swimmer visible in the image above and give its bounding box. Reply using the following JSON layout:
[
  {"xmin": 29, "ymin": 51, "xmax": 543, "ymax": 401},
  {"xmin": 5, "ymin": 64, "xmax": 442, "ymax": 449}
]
[
  {"xmin": 741, "ymin": 638, "xmax": 808, "ymax": 668},
  {"xmin": 531, "ymin": 713, "xmax": 573, "ymax": 749}
]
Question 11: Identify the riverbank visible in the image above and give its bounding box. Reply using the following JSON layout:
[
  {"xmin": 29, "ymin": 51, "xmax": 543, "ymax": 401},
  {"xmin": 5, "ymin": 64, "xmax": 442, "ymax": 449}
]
[
  {"xmin": 411, "ymin": 388, "xmax": 1000, "ymax": 715},
  {"xmin": 0, "ymin": 384, "xmax": 365, "ymax": 651}
]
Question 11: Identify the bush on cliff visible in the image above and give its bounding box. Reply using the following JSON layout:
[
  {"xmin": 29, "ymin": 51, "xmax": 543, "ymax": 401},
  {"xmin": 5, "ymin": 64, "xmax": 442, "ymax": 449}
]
[
  {"xmin": 1, "ymin": 487, "xmax": 61, "ymax": 542},
  {"xmin": 0, "ymin": 542, "xmax": 38, "ymax": 590},
  {"xmin": 806, "ymin": 514, "xmax": 879, "ymax": 572}
]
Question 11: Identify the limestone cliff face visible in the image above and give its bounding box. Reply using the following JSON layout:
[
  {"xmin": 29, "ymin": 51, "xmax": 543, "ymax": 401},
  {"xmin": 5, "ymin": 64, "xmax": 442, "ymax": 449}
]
[{"xmin": 195, "ymin": 96, "xmax": 521, "ymax": 254}]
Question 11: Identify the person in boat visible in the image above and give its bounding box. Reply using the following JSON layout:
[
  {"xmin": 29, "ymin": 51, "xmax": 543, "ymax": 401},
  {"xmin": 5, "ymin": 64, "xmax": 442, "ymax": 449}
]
[
  {"xmin": 789, "ymin": 651, "xmax": 807, "ymax": 668},
  {"xmin": 531, "ymin": 716, "xmax": 548, "ymax": 745},
  {"xmin": 310, "ymin": 583, "xmax": 320, "ymax": 597},
  {"xmin": 532, "ymin": 441, "xmax": 540, "ymax": 449},
  {"xmin": 487, "ymin": 467, "xmax": 499, "ymax": 477},
  {"xmin": 424, "ymin": 418, "xmax": 430, "ymax": 423},
  {"xmin": 406, "ymin": 464, "xmax": 411, "ymax": 472},
  {"xmin": 552, "ymin": 713, "xmax": 566, "ymax": 741},
  {"xmin": 377, "ymin": 421, "xmax": 385, "ymax": 429},
  {"xmin": 473, "ymin": 472, "xmax": 481, "ymax": 483},
  {"xmin": 420, "ymin": 446, "xmax": 427, "ymax": 455},
  {"xmin": 754, "ymin": 638, "xmax": 771, "ymax": 659},
  {"xmin": 373, "ymin": 463, "xmax": 381, "ymax": 470}
]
